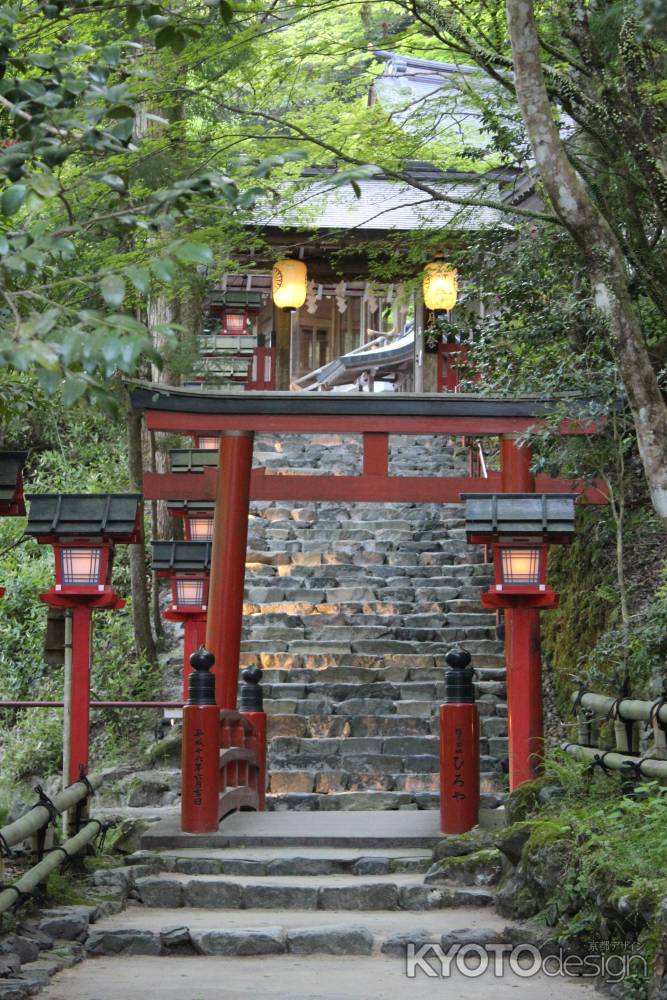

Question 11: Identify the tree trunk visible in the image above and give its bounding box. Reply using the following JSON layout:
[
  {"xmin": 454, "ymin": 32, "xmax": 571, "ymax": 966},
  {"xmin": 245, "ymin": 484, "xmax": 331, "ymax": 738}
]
[
  {"xmin": 127, "ymin": 400, "xmax": 157, "ymax": 663},
  {"xmin": 505, "ymin": 0, "xmax": 667, "ymax": 527}
]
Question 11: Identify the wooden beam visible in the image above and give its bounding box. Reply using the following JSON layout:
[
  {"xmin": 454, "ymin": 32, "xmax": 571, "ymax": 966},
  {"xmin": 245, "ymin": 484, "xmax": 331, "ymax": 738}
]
[
  {"xmin": 144, "ymin": 469, "xmax": 608, "ymax": 504},
  {"xmin": 144, "ymin": 411, "xmax": 542, "ymax": 436}
]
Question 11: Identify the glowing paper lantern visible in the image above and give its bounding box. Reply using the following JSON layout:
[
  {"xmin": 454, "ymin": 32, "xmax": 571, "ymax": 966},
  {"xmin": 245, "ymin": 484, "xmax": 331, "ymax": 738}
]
[{"xmin": 272, "ymin": 258, "xmax": 307, "ymax": 312}]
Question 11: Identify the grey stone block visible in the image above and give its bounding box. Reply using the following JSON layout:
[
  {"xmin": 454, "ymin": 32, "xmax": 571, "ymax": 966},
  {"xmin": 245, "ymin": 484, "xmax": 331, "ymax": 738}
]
[
  {"xmin": 244, "ymin": 884, "xmax": 319, "ymax": 909},
  {"xmin": 0, "ymin": 954, "xmax": 21, "ymax": 977},
  {"xmin": 86, "ymin": 930, "xmax": 161, "ymax": 956},
  {"xmin": 287, "ymin": 925, "xmax": 373, "ymax": 956},
  {"xmin": 352, "ymin": 857, "xmax": 390, "ymax": 875},
  {"xmin": 190, "ymin": 927, "xmax": 285, "ymax": 956},
  {"xmin": 0, "ymin": 936, "xmax": 39, "ymax": 965},
  {"xmin": 381, "ymin": 929, "xmax": 437, "ymax": 956},
  {"xmin": 173, "ymin": 858, "xmax": 224, "ymax": 875},
  {"xmin": 220, "ymin": 859, "xmax": 267, "ymax": 876},
  {"xmin": 183, "ymin": 880, "xmax": 243, "ymax": 908},
  {"xmin": 35, "ymin": 909, "xmax": 91, "ymax": 944},
  {"xmin": 0, "ymin": 980, "xmax": 34, "ymax": 1000},
  {"xmin": 266, "ymin": 858, "xmax": 345, "ymax": 877},
  {"xmin": 160, "ymin": 926, "xmax": 195, "ymax": 954},
  {"xmin": 135, "ymin": 877, "xmax": 183, "ymax": 908},
  {"xmin": 402, "ymin": 754, "xmax": 440, "ymax": 773},
  {"xmin": 319, "ymin": 883, "xmax": 398, "ymax": 910},
  {"xmin": 440, "ymin": 927, "xmax": 508, "ymax": 950}
]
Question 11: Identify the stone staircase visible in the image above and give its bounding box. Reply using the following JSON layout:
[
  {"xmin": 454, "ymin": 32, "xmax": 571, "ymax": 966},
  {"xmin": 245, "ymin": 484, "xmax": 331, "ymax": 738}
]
[
  {"xmin": 154, "ymin": 431, "xmax": 508, "ymax": 814},
  {"xmin": 28, "ymin": 821, "xmax": 536, "ymax": 1000}
]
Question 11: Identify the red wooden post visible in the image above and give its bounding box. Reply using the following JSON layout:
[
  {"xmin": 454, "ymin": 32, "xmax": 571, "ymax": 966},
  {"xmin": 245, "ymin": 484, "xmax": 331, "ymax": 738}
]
[
  {"xmin": 362, "ymin": 433, "xmax": 389, "ymax": 478},
  {"xmin": 507, "ymin": 606, "xmax": 544, "ymax": 787},
  {"xmin": 243, "ymin": 711, "xmax": 267, "ymax": 810},
  {"xmin": 206, "ymin": 431, "xmax": 254, "ymax": 710},
  {"xmin": 69, "ymin": 605, "xmax": 92, "ymax": 784},
  {"xmin": 500, "ymin": 435, "xmax": 544, "ymax": 789},
  {"xmin": 181, "ymin": 648, "xmax": 220, "ymax": 833},
  {"xmin": 439, "ymin": 649, "xmax": 479, "ymax": 833}
]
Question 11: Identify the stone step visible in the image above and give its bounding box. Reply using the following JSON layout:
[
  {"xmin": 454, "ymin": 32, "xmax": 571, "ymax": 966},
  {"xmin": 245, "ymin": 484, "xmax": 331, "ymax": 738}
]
[
  {"xmin": 132, "ymin": 873, "xmax": 496, "ymax": 911},
  {"xmin": 265, "ymin": 790, "xmax": 506, "ymax": 812},
  {"xmin": 267, "ymin": 749, "xmax": 502, "ymax": 777},
  {"xmin": 269, "ymin": 771, "xmax": 440, "ymax": 794},
  {"xmin": 241, "ymin": 651, "xmax": 506, "ymax": 672},
  {"xmin": 262, "ymin": 681, "xmax": 507, "ymax": 706},
  {"xmin": 126, "ymin": 846, "xmax": 433, "ymax": 877},
  {"xmin": 271, "ymin": 700, "xmax": 439, "ymax": 721},
  {"xmin": 258, "ymin": 665, "xmax": 506, "ymax": 686},
  {"xmin": 78, "ymin": 907, "xmax": 511, "ymax": 968}
]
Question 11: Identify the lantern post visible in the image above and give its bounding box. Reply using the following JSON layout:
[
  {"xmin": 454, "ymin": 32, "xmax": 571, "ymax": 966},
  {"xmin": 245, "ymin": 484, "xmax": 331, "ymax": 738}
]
[
  {"xmin": 26, "ymin": 494, "xmax": 141, "ymax": 784},
  {"xmin": 152, "ymin": 540, "xmax": 212, "ymax": 702},
  {"xmin": 462, "ymin": 491, "xmax": 577, "ymax": 790}
]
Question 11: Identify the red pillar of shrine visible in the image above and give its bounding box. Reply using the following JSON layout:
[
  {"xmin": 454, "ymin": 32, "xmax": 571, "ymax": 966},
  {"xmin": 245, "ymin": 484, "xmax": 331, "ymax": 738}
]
[
  {"xmin": 69, "ymin": 605, "xmax": 93, "ymax": 785},
  {"xmin": 499, "ymin": 435, "xmax": 544, "ymax": 789},
  {"xmin": 206, "ymin": 431, "xmax": 254, "ymax": 710}
]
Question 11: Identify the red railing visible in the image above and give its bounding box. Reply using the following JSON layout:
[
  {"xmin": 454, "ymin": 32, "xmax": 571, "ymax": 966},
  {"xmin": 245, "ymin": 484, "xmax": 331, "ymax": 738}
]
[
  {"xmin": 218, "ymin": 710, "xmax": 265, "ymax": 817},
  {"xmin": 181, "ymin": 652, "xmax": 267, "ymax": 833}
]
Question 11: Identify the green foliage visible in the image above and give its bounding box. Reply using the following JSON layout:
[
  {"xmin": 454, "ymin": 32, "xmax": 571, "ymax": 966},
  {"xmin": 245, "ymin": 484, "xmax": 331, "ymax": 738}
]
[
  {"xmin": 507, "ymin": 751, "xmax": 667, "ymax": 997},
  {"xmin": 0, "ymin": 400, "xmax": 156, "ymax": 783},
  {"xmin": 45, "ymin": 871, "xmax": 89, "ymax": 906}
]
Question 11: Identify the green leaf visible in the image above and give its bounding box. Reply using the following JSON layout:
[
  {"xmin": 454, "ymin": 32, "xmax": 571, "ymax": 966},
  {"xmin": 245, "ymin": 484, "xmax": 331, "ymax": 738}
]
[
  {"xmin": 100, "ymin": 173, "xmax": 126, "ymax": 191},
  {"xmin": 29, "ymin": 172, "xmax": 59, "ymax": 198},
  {"xmin": 27, "ymin": 53, "xmax": 54, "ymax": 68},
  {"xmin": 126, "ymin": 5, "xmax": 141, "ymax": 28},
  {"xmin": 108, "ymin": 313, "xmax": 148, "ymax": 335},
  {"xmin": 151, "ymin": 258, "xmax": 176, "ymax": 282},
  {"xmin": 1, "ymin": 184, "xmax": 27, "ymax": 216},
  {"xmin": 100, "ymin": 273, "xmax": 126, "ymax": 306},
  {"xmin": 125, "ymin": 265, "xmax": 150, "ymax": 293},
  {"xmin": 0, "ymin": 236, "xmax": 9, "ymax": 255},
  {"xmin": 61, "ymin": 376, "xmax": 88, "ymax": 406},
  {"xmin": 108, "ymin": 105, "xmax": 135, "ymax": 120},
  {"xmin": 155, "ymin": 25, "xmax": 175, "ymax": 48},
  {"xmin": 219, "ymin": 0, "xmax": 233, "ymax": 22},
  {"xmin": 146, "ymin": 13, "xmax": 168, "ymax": 26},
  {"xmin": 169, "ymin": 30, "xmax": 187, "ymax": 54},
  {"xmin": 172, "ymin": 241, "xmax": 214, "ymax": 265}
]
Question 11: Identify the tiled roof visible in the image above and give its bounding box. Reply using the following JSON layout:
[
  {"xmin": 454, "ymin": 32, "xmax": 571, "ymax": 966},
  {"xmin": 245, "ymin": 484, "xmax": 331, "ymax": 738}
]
[{"xmin": 261, "ymin": 176, "xmax": 504, "ymax": 232}]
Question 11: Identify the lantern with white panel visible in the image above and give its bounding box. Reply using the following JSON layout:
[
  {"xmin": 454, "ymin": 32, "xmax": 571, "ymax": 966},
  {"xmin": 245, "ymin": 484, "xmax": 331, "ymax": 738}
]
[
  {"xmin": 463, "ymin": 493, "xmax": 577, "ymax": 609},
  {"xmin": 167, "ymin": 500, "xmax": 215, "ymax": 543},
  {"xmin": 153, "ymin": 540, "xmax": 212, "ymax": 702}
]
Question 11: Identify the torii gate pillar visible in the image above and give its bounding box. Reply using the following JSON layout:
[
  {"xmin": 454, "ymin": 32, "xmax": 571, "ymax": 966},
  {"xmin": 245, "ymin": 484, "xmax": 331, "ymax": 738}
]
[
  {"xmin": 206, "ymin": 431, "xmax": 254, "ymax": 710},
  {"xmin": 500, "ymin": 436, "xmax": 544, "ymax": 789}
]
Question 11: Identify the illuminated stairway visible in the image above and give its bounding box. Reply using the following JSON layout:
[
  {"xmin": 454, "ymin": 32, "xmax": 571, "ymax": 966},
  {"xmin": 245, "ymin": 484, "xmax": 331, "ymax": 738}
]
[{"xmin": 237, "ymin": 432, "xmax": 507, "ymax": 811}]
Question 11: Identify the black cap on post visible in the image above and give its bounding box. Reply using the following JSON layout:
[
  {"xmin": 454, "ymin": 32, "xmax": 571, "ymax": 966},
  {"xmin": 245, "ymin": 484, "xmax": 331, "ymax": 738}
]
[
  {"xmin": 187, "ymin": 647, "xmax": 216, "ymax": 706},
  {"xmin": 239, "ymin": 665, "xmax": 264, "ymax": 713},
  {"xmin": 444, "ymin": 647, "xmax": 475, "ymax": 704}
]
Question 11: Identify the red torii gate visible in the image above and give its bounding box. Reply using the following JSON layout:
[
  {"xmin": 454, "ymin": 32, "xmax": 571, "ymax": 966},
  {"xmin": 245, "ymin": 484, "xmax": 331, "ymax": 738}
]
[{"xmin": 131, "ymin": 385, "xmax": 606, "ymax": 803}]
